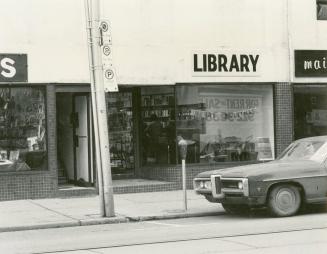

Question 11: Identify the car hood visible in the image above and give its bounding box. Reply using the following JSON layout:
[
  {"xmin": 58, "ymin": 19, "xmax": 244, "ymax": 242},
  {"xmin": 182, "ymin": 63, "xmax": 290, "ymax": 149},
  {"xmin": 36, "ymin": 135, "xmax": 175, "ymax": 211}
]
[{"xmin": 196, "ymin": 160, "xmax": 323, "ymax": 180}]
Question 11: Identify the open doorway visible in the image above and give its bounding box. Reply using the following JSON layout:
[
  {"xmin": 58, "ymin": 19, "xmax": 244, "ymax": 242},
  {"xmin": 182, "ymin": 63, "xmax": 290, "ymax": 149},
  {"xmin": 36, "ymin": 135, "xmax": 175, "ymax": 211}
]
[{"xmin": 56, "ymin": 92, "xmax": 95, "ymax": 187}]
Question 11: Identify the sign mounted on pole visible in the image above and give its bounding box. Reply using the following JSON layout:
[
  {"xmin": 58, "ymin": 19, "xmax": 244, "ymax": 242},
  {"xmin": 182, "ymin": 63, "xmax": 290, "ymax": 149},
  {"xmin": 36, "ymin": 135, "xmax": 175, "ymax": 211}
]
[{"xmin": 99, "ymin": 20, "xmax": 118, "ymax": 92}]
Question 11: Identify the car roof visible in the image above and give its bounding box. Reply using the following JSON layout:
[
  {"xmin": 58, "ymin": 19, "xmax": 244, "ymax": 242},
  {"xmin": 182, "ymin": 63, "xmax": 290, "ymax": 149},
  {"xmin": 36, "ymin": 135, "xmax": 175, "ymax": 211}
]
[{"xmin": 294, "ymin": 135, "xmax": 327, "ymax": 143}]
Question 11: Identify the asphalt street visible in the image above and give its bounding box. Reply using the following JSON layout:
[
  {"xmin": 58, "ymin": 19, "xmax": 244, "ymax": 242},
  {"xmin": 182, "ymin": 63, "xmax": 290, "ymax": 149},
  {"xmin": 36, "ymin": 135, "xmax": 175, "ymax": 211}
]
[{"xmin": 2, "ymin": 207, "xmax": 327, "ymax": 254}]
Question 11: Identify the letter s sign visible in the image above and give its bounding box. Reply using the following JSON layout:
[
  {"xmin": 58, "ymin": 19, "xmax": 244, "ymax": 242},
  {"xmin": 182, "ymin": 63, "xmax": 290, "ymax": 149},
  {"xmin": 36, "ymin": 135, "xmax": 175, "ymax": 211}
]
[
  {"xmin": 1, "ymin": 58, "xmax": 16, "ymax": 78},
  {"xmin": 0, "ymin": 54, "xmax": 27, "ymax": 82}
]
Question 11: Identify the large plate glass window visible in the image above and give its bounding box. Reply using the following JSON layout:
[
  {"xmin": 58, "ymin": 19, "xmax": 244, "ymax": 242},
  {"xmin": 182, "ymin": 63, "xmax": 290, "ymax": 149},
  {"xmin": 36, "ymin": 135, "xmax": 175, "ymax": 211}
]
[
  {"xmin": 176, "ymin": 84, "xmax": 274, "ymax": 164},
  {"xmin": 0, "ymin": 87, "xmax": 47, "ymax": 172},
  {"xmin": 140, "ymin": 86, "xmax": 176, "ymax": 165},
  {"xmin": 294, "ymin": 84, "xmax": 327, "ymax": 139},
  {"xmin": 317, "ymin": 0, "xmax": 327, "ymax": 20},
  {"xmin": 106, "ymin": 91, "xmax": 135, "ymax": 175}
]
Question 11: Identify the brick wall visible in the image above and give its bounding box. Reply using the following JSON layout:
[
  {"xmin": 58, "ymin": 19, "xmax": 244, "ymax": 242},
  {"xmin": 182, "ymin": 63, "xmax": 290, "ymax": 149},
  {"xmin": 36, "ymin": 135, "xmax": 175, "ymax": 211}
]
[
  {"xmin": 0, "ymin": 85, "xmax": 58, "ymax": 201},
  {"xmin": 274, "ymin": 83, "xmax": 294, "ymax": 156}
]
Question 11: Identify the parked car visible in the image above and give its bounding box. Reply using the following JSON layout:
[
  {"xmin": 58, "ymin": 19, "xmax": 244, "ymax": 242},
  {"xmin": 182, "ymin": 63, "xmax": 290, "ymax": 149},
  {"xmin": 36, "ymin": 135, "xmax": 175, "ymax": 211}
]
[{"xmin": 193, "ymin": 136, "xmax": 327, "ymax": 217}]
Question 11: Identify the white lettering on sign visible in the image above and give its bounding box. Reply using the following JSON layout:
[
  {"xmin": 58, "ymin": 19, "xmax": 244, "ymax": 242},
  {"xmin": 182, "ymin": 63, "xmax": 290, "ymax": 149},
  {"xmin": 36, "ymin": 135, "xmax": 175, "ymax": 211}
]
[
  {"xmin": 304, "ymin": 57, "xmax": 327, "ymax": 70},
  {"xmin": 1, "ymin": 57, "xmax": 16, "ymax": 78},
  {"xmin": 192, "ymin": 51, "xmax": 261, "ymax": 77}
]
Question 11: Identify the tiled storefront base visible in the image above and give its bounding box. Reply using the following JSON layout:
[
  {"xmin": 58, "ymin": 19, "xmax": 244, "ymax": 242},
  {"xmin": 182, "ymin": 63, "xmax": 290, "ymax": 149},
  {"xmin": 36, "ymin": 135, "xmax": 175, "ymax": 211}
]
[
  {"xmin": 57, "ymin": 180, "xmax": 180, "ymax": 197},
  {"xmin": 139, "ymin": 161, "xmax": 260, "ymax": 189},
  {"xmin": 0, "ymin": 171, "xmax": 57, "ymax": 201},
  {"xmin": 0, "ymin": 162, "xmax": 262, "ymax": 200}
]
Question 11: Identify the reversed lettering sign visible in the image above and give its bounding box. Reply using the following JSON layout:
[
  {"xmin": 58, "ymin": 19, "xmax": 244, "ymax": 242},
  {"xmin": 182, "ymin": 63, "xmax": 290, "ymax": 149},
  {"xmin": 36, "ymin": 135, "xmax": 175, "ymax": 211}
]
[
  {"xmin": 192, "ymin": 51, "xmax": 261, "ymax": 77},
  {"xmin": 294, "ymin": 50, "xmax": 327, "ymax": 77},
  {"xmin": 0, "ymin": 54, "xmax": 27, "ymax": 82}
]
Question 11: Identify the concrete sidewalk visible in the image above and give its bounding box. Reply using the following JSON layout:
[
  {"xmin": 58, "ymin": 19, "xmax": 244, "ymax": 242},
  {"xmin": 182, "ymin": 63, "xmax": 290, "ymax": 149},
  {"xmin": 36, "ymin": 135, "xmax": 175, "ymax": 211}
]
[{"xmin": 0, "ymin": 190, "xmax": 224, "ymax": 232}]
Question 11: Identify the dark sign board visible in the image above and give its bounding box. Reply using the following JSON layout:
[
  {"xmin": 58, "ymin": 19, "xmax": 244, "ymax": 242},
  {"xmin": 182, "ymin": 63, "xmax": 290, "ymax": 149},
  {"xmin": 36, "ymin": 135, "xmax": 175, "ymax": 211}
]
[
  {"xmin": 0, "ymin": 54, "xmax": 27, "ymax": 82},
  {"xmin": 295, "ymin": 50, "xmax": 327, "ymax": 77}
]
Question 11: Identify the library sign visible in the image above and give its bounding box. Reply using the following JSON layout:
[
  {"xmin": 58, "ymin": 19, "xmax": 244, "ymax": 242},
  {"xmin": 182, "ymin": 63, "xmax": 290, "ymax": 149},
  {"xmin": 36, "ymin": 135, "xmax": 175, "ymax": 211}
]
[
  {"xmin": 295, "ymin": 50, "xmax": 327, "ymax": 77},
  {"xmin": 0, "ymin": 54, "xmax": 27, "ymax": 82},
  {"xmin": 192, "ymin": 51, "xmax": 261, "ymax": 77}
]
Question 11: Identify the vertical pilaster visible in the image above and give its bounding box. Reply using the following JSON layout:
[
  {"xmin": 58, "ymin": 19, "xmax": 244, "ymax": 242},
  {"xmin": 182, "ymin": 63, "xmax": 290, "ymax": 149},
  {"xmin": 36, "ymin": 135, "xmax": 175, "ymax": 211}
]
[
  {"xmin": 46, "ymin": 84, "xmax": 58, "ymax": 178},
  {"xmin": 274, "ymin": 83, "xmax": 294, "ymax": 156}
]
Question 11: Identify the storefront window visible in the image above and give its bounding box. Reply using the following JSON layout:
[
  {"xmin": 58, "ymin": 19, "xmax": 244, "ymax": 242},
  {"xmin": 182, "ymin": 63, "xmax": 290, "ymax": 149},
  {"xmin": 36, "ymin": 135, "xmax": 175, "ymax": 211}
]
[
  {"xmin": 317, "ymin": 0, "xmax": 327, "ymax": 20},
  {"xmin": 294, "ymin": 84, "xmax": 327, "ymax": 139},
  {"xmin": 107, "ymin": 91, "xmax": 134, "ymax": 174},
  {"xmin": 0, "ymin": 87, "xmax": 47, "ymax": 172},
  {"xmin": 140, "ymin": 87, "xmax": 176, "ymax": 165},
  {"xmin": 176, "ymin": 84, "xmax": 274, "ymax": 163}
]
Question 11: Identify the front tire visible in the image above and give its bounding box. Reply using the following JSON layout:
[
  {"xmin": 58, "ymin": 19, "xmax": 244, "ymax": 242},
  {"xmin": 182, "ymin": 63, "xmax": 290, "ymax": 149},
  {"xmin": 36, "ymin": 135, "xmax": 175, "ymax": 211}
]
[{"xmin": 268, "ymin": 184, "xmax": 301, "ymax": 217}]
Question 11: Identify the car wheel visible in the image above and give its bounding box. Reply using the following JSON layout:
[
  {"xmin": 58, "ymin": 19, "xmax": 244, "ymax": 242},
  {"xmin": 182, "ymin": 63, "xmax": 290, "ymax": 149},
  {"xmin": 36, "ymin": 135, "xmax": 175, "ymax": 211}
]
[
  {"xmin": 222, "ymin": 204, "xmax": 250, "ymax": 215},
  {"xmin": 268, "ymin": 184, "xmax": 301, "ymax": 217}
]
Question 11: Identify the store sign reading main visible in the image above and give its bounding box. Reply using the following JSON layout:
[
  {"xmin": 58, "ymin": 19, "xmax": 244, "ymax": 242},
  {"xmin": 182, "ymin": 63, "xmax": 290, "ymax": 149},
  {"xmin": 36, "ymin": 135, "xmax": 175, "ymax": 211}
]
[
  {"xmin": 192, "ymin": 51, "xmax": 261, "ymax": 77},
  {"xmin": 295, "ymin": 50, "xmax": 327, "ymax": 77},
  {"xmin": 0, "ymin": 54, "xmax": 27, "ymax": 82}
]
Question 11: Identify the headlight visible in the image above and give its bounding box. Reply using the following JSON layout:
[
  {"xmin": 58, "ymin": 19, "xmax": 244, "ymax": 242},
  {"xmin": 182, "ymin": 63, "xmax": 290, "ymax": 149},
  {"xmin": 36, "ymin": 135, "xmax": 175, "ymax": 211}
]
[
  {"xmin": 204, "ymin": 181, "xmax": 212, "ymax": 190},
  {"xmin": 238, "ymin": 181, "xmax": 243, "ymax": 189},
  {"xmin": 200, "ymin": 181, "xmax": 205, "ymax": 188}
]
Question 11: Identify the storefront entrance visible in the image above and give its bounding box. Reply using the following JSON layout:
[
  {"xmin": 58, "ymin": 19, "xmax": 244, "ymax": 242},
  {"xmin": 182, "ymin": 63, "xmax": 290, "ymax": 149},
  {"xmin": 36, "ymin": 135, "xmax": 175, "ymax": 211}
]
[{"xmin": 56, "ymin": 92, "xmax": 95, "ymax": 187}]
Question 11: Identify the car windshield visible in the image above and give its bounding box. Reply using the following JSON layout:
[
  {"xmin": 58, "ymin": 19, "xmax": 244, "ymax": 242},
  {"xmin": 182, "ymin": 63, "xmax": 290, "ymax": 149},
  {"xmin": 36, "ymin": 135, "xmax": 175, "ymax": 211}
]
[{"xmin": 277, "ymin": 141, "xmax": 325, "ymax": 161}]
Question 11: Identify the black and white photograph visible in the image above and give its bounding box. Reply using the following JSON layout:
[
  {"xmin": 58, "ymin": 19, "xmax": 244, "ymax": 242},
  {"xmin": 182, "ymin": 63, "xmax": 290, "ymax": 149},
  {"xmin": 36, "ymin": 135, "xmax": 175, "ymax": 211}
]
[{"xmin": 1, "ymin": 0, "xmax": 327, "ymax": 253}]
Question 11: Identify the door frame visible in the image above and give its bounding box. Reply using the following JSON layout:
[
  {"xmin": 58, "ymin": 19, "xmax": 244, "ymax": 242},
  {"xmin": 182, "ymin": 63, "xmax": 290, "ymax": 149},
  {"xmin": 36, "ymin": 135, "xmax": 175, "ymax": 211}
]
[{"xmin": 72, "ymin": 92, "xmax": 93, "ymax": 183}]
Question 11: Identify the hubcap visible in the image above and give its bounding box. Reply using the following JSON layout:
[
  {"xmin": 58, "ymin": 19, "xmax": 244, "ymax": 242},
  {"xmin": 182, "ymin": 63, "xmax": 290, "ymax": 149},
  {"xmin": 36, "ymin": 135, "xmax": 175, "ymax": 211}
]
[{"xmin": 275, "ymin": 188, "xmax": 297, "ymax": 212}]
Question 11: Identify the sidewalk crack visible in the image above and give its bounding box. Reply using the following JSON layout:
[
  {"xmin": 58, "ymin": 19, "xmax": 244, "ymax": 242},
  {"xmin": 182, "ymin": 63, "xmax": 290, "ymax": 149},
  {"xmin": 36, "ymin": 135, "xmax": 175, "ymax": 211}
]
[{"xmin": 28, "ymin": 200, "xmax": 81, "ymax": 225}]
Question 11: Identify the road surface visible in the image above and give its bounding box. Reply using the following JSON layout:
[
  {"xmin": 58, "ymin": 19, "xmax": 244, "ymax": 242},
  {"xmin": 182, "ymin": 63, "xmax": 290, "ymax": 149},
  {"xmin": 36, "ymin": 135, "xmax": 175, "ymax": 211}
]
[{"xmin": 1, "ymin": 207, "xmax": 327, "ymax": 254}]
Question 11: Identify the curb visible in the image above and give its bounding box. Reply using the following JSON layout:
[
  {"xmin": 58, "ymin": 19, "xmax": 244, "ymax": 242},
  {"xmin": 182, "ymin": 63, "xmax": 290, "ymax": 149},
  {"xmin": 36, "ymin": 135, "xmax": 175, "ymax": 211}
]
[
  {"xmin": 127, "ymin": 211, "xmax": 225, "ymax": 222},
  {"xmin": 0, "ymin": 221, "xmax": 80, "ymax": 233},
  {"xmin": 0, "ymin": 211, "xmax": 224, "ymax": 233},
  {"xmin": 0, "ymin": 216, "xmax": 128, "ymax": 233}
]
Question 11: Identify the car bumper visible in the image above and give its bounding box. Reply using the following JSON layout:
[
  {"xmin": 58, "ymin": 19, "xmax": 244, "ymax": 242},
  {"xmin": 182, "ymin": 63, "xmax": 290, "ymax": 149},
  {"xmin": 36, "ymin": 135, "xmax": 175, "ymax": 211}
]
[
  {"xmin": 194, "ymin": 176, "xmax": 266, "ymax": 206},
  {"xmin": 219, "ymin": 195, "xmax": 266, "ymax": 206}
]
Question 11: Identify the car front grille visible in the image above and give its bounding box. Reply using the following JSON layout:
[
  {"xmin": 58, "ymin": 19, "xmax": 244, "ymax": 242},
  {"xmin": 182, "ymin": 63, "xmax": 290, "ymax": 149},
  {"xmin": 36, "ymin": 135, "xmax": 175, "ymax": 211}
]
[
  {"xmin": 211, "ymin": 176, "xmax": 249, "ymax": 198},
  {"xmin": 211, "ymin": 175, "xmax": 223, "ymax": 198},
  {"xmin": 221, "ymin": 180, "xmax": 239, "ymax": 189},
  {"xmin": 215, "ymin": 176, "xmax": 221, "ymax": 194}
]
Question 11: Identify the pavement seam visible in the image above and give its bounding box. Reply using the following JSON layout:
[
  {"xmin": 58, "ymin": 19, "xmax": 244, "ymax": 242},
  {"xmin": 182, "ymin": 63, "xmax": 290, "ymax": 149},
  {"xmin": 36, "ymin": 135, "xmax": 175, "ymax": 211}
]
[
  {"xmin": 27, "ymin": 199, "xmax": 81, "ymax": 222},
  {"xmin": 220, "ymin": 238, "xmax": 260, "ymax": 249}
]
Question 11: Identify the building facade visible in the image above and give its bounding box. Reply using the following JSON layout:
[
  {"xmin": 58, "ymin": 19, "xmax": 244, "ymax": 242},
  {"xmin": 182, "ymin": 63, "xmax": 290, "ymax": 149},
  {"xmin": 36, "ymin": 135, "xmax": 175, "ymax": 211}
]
[{"xmin": 0, "ymin": 0, "xmax": 326, "ymax": 200}]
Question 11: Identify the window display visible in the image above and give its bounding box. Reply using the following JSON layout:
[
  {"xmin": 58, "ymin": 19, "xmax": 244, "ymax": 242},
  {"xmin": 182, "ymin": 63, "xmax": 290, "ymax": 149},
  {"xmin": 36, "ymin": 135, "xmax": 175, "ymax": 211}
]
[
  {"xmin": 176, "ymin": 84, "xmax": 274, "ymax": 163},
  {"xmin": 106, "ymin": 91, "xmax": 134, "ymax": 174},
  {"xmin": 140, "ymin": 87, "xmax": 176, "ymax": 165},
  {"xmin": 0, "ymin": 87, "xmax": 47, "ymax": 172}
]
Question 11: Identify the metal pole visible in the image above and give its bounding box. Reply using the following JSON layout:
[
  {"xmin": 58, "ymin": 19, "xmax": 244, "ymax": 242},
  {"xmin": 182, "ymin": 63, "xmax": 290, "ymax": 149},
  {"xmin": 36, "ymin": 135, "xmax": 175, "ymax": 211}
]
[
  {"xmin": 83, "ymin": 0, "xmax": 105, "ymax": 217},
  {"xmin": 182, "ymin": 159, "xmax": 187, "ymax": 211},
  {"xmin": 90, "ymin": 0, "xmax": 115, "ymax": 217}
]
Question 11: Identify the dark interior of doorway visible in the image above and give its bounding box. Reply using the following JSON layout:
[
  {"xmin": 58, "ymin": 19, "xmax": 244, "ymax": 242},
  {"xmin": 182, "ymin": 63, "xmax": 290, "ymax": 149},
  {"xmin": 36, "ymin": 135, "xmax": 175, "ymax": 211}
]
[{"xmin": 56, "ymin": 92, "xmax": 95, "ymax": 188}]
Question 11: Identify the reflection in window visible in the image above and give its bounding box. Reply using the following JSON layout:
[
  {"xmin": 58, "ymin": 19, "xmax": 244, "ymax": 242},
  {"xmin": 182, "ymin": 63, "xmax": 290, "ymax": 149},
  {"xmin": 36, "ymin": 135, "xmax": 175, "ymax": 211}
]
[
  {"xmin": 278, "ymin": 141, "xmax": 324, "ymax": 160},
  {"xmin": 0, "ymin": 87, "xmax": 47, "ymax": 172},
  {"xmin": 294, "ymin": 85, "xmax": 327, "ymax": 139},
  {"xmin": 176, "ymin": 85, "xmax": 274, "ymax": 164},
  {"xmin": 317, "ymin": 1, "xmax": 327, "ymax": 20}
]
